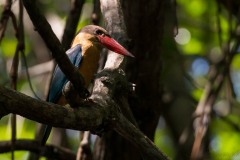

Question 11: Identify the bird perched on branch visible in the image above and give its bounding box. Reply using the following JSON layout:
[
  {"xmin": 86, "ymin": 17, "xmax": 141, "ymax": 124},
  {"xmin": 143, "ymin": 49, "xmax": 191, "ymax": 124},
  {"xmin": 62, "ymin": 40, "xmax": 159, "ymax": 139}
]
[{"xmin": 41, "ymin": 25, "xmax": 134, "ymax": 145}]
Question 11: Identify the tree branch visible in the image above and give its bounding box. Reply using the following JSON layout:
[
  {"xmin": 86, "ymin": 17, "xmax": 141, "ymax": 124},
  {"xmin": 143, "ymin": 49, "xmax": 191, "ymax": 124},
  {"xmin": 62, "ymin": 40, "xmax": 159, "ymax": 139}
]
[
  {"xmin": 61, "ymin": 0, "xmax": 85, "ymax": 50},
  {"xmin": 0, "ymin": 86, "xmax": 106, "ymax": 131},
  {"xmin": 92, "ymin": 0, "xmax": 101, "ymax": 25},
  {"xmin": 0, "ymin": 68, "xmax": 169, "ymax": 160},
  {"xmin": 0, "ymin": 0, "xmax": 12, "ymax": 42},
  {"xmin": 100, "ymin": 0, "xmax": 130, "ymax": 70},
  {"xmin": 22, "ymin": 0, "xmax": 87, "ymax": 98},
  {"xmin": 76, "ymin": 131, "xmax": 93, "ymax": 160},
  {"xmin": 0, "ymin": 139, "xmax": 76, "ymax": 160},
  {"xmin": 114, "ymin": 113, "xmax": 169, "ymax": 160}
]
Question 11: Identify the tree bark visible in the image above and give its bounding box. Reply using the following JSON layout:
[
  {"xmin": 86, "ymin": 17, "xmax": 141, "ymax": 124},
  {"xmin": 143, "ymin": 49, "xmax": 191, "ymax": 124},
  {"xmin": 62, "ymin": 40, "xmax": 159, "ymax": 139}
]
[
  {"xmin": 123, "ymin": 0, "xmax": 164, "ymax": 140},
  {"xmin": 93, "ymin": 0, "xmax": 165, "ymax": 160}
]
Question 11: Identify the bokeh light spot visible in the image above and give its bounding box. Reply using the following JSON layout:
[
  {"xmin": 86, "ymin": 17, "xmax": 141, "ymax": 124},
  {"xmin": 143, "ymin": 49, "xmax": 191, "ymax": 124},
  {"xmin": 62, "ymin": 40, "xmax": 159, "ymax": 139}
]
[
  {"xmin": 175, "ymin": 28, "xmax": 191, "ymax": 45},
  {"xmin": 191, "ymin": 58, "xmax": 209, "ymax": 77}
]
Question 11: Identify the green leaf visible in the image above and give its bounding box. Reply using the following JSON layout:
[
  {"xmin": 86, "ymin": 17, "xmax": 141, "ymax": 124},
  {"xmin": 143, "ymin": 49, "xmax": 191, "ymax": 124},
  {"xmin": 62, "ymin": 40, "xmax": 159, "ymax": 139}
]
[
  {"xmin": 231, "ymin": 54, "xmax": 240, "ymax": 70},
  {"xmin": 0, "ymin": 38, "xmax": 17, "ymax": 57}
]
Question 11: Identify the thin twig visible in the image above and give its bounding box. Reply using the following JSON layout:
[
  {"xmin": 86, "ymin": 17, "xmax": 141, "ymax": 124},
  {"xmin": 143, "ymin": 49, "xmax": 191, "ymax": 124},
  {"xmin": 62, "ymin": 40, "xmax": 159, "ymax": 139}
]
[
  {"xmin": 21, "ymin": 51, "xmax": 42, "ymax": 100},
  {"xmin": 9, "ymin": 7, "xmax": 20, "ymax": 160},
  {"xmin": 0, "ymin": 0, "xmax": 12, "ymax": 42},
  {"xmin": 61, "ymin": 0, "xmax": 85, "ymax": 50},
  {"xmin": 173, "ymin": 0, "xmax": 178, "ymax": 37},
  {"xmin": 76, "ymin": 131, "xmax": 93, "ymax": 160},
  {"xmin": 0, "ymin": 139, "xmax": 76, "ymax": 160},
  {"xmin": 216, "ymin": 2, "xmax": 223, "ymax": 48},
  {"xmin": 92, "ymin": 0, "xmax": 101, "ymax": 25},
  {"xmin": 9, "ymin": 1, "xmax": 25, "ymax": 158},
  {"xmin": 213, "ymin": 111, "xmax": 240, "ymax": 131}
]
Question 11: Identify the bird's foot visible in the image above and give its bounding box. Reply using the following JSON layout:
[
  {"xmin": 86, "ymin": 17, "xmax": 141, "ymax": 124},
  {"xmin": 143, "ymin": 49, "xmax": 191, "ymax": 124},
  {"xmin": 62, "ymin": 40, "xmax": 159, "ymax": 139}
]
[{"xmin": 63, "ymin": 81, "xmax": 90, "ymax": 107}]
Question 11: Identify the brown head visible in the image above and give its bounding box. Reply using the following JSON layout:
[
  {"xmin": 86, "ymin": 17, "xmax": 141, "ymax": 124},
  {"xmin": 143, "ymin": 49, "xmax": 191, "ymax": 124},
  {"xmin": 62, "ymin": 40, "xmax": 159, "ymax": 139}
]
[{"xmin": 71, "ymin": 25, "xmax": 134, "ymax": 57}]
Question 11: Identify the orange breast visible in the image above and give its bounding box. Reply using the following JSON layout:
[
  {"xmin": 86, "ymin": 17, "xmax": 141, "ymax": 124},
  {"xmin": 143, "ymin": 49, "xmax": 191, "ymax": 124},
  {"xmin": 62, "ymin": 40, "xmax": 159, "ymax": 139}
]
[
  {"xmin": 56, "ymin": 32, "xmax": 101, "ymax": 105},
  {"xmin": 79, "ymin": 46, "xmax": 100, "ymax": 87}
]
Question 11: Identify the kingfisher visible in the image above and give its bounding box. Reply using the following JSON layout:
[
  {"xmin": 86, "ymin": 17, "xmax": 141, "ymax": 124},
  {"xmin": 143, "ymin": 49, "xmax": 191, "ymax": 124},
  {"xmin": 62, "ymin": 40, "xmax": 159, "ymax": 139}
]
[{"xmin": 41, "ymin": 25, "xmax": 134, "ymax": 145}]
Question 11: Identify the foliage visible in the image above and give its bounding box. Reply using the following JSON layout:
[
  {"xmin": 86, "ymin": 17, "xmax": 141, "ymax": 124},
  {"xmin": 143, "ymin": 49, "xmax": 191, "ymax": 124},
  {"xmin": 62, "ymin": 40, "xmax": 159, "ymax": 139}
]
[
  {"xmin": 0, "ymin": 0, "xmax": 240, "ymax": 159},
  {"xmin": 155, "ymin": 0, "xmax": 240, "ymax": 159}
]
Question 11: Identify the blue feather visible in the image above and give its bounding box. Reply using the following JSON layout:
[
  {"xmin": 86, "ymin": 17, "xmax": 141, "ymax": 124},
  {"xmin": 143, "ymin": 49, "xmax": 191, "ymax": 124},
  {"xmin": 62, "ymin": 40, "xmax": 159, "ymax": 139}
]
[
  {"xmin": 47, "ymin": 44, "xmax": 82, "ymax": 103},
  {"xmin": 42, "ymin": 44, "xmax": 82, "ymax": 145}
]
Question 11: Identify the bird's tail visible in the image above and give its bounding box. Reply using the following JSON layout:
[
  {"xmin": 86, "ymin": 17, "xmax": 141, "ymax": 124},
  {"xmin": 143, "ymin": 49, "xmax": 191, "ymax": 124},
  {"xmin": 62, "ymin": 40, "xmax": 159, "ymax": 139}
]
[{"xmin": 41, "ymin": 125, "xmax": 52, "ymax": 145}]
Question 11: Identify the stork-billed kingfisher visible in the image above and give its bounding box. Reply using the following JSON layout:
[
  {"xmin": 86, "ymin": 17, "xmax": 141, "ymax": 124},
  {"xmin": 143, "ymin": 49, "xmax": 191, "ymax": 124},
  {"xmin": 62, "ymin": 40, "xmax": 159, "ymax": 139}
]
[{"xmin": 41, "ymin": 25, "xmax": 134, "ymax": 145}]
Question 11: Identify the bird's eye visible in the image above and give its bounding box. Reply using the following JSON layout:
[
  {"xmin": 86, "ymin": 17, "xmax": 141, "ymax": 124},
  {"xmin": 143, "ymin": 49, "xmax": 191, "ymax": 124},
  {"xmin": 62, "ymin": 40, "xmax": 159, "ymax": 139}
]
[{"xmin": 95, "ymin": 30, "xmax": 104, "ymax": 36}]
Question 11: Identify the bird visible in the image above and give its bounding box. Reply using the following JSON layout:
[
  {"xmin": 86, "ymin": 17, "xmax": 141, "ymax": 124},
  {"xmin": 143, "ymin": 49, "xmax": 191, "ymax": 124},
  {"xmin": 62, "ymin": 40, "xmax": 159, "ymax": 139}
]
[{"xmin": 41, "ymin": 25, "xmax": 134, "ymax": 145}]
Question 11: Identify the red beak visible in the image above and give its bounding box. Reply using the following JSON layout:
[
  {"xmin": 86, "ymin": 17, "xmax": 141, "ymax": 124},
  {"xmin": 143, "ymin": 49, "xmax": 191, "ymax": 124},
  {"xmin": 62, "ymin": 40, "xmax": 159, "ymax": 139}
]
[{"xmin": 97, "ymin": 35, "xmax": 134, "ymax": 57}]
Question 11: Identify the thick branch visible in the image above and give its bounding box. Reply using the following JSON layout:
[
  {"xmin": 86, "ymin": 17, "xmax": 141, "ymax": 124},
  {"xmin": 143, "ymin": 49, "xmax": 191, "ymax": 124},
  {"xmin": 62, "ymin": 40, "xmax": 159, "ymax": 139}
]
[
  {"xmin": 94, "ymin": 0, "xmax": 168, "ymax": 159},
  {"xmin": 114, "ymin": 113, "xmax": 169, "ymax": 160},
  {"xmin": 91, "ymin": 69, "xmax": 169, "ymax": 160},
  {"xmin": 0, "ymin": 86, "xmax": 105, "ymax": 131},
  {"xmin": 100, "ymin": 0, "xmax": 131, "ymax": 70},
  {"xmin": 22, "ymin": 0, "xmax": 87, "ymax": 98}
]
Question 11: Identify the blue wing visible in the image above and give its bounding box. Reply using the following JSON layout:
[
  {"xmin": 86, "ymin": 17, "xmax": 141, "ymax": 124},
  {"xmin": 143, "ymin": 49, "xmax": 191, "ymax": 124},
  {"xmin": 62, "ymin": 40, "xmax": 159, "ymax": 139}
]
[
  {"xmin": 42, "ymin": 45, "xmax": 82, "ymax": 145},
  {"xmin": 47, "ymin": 44, "xmax": 82, "ymax": 103}
]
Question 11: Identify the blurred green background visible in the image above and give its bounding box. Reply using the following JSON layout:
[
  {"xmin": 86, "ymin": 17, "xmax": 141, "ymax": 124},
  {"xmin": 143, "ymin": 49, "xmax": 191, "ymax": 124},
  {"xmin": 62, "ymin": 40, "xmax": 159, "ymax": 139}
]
[{"xmin": 0, "ymin": 0, "xmax": 240, "ymax": 159}]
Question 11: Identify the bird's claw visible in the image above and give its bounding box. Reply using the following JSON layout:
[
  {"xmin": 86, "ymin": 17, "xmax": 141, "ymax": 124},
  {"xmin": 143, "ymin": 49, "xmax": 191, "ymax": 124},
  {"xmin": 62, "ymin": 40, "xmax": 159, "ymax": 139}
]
[
  {"xmin": 63, "ymin": 81, "xmax": 91, "ymax": 107},
  {"xmin": 81, "ymin": 88, "xmax": 90, "ymax": 99}
]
